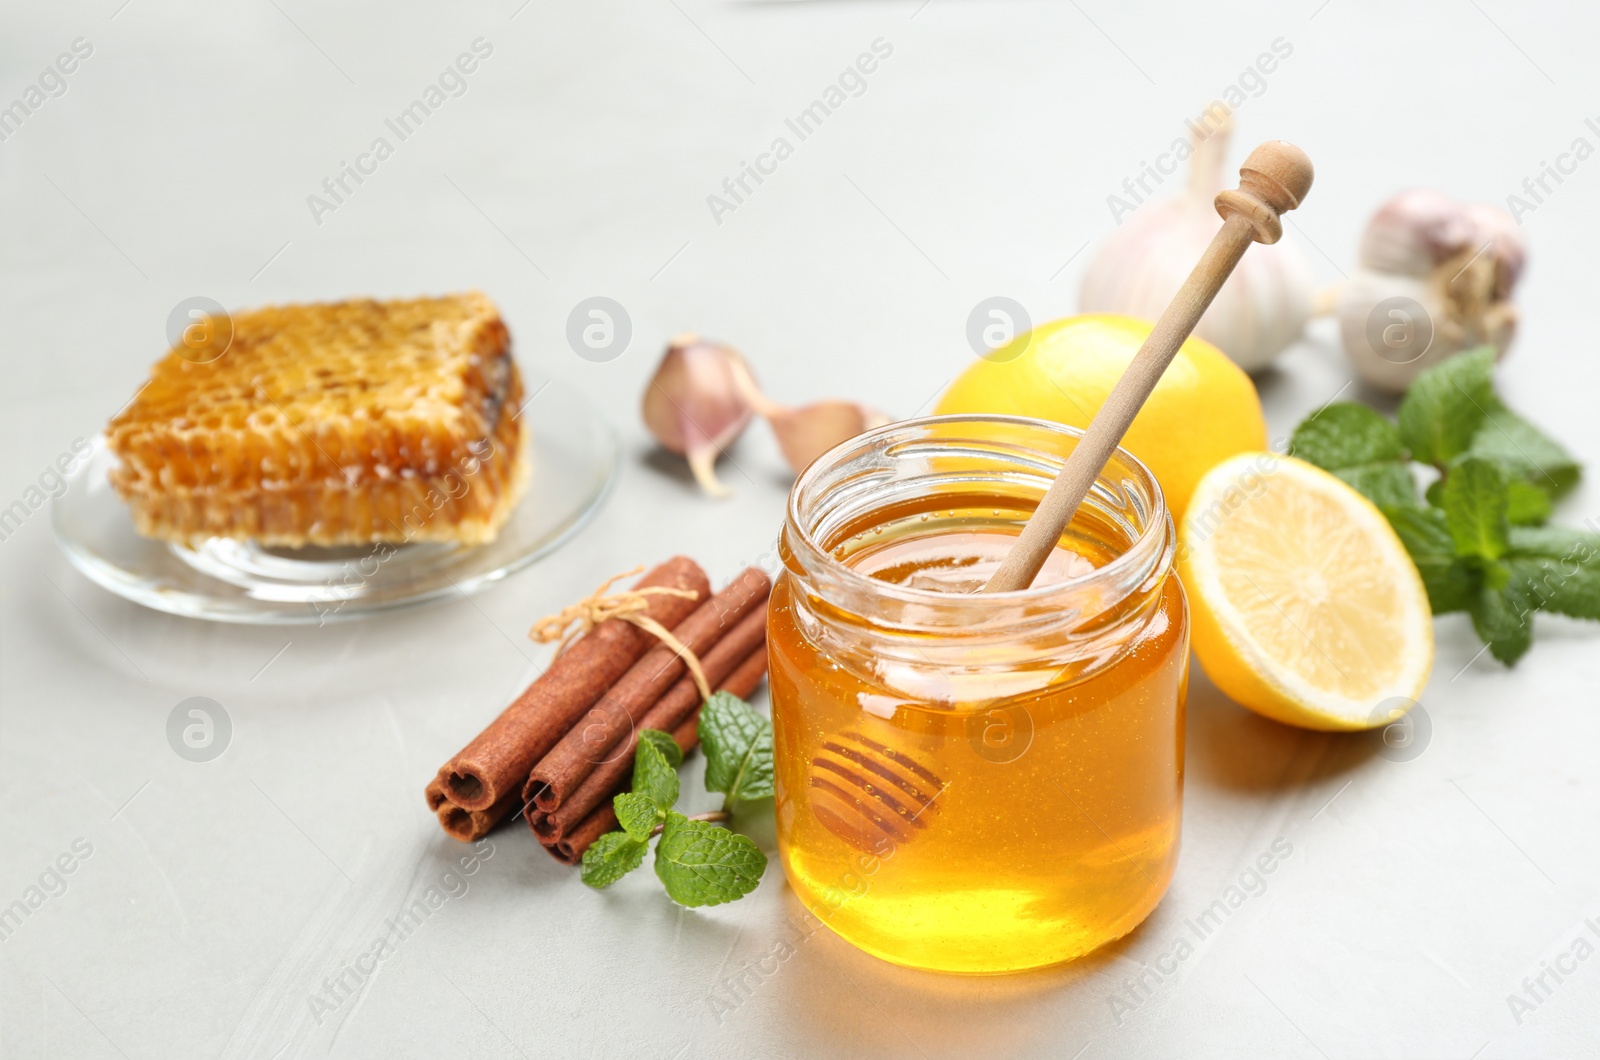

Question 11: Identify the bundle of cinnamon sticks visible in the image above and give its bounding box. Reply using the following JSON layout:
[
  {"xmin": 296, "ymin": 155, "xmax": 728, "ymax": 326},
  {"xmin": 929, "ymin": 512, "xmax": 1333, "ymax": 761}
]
[{"xmin": 427, "ymin": 557, "xmax": 771, "ymax": 864}]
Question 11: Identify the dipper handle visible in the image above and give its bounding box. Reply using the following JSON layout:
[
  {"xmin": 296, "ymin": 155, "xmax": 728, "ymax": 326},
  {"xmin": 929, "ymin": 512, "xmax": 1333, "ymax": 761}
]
[{"xmin": 982, "ymin": 141, "xmax": 1314, "ymax": 593}]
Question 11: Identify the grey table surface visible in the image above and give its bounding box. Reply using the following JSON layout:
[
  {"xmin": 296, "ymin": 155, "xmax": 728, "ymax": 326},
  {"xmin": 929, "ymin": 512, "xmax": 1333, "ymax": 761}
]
[{"xmin": 3, "ymin": 1, "xmax": 1599, "ymax": 1057}]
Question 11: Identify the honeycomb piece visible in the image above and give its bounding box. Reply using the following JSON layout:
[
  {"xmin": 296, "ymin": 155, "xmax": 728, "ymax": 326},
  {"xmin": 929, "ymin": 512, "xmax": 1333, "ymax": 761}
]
[{"xmin": 107, "ymin": 293, "xmax": 529, "ymax": 548}]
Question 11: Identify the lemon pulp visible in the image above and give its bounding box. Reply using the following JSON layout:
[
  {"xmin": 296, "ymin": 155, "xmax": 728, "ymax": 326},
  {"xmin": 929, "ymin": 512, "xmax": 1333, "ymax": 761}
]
[{"xmin": 1180, "ymin": 454, "xmax": 1433, "ymax": 730}]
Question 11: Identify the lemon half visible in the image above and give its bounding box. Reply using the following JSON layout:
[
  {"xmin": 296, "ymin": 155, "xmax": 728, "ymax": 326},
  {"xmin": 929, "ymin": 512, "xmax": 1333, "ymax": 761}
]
[{"xmin": 1179, "ymin": 454, "xmax": 1434, "ymax": 730}]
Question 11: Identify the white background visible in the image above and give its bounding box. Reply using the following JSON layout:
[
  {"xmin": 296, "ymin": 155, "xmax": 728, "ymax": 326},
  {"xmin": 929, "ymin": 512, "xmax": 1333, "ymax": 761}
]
[{"xmin": 3, "ymin": 1, "xmax": 1599, "ymax": 1057}]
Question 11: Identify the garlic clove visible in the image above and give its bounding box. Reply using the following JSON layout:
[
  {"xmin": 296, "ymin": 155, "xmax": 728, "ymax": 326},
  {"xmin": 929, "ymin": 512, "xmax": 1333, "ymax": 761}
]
[
  {"xmin": 640, "ymin": 333, "xmax": 755, "ymax": 497},
  {"xmin": 768, "ymin": 400, "xmax": 891, "ymax": 475}
]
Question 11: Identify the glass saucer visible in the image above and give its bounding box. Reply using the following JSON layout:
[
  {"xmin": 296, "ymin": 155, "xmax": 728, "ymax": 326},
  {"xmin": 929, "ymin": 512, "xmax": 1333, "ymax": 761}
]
[{"xmin": 52, "ymin": 375, "xmax": 618, "ymax": 625}]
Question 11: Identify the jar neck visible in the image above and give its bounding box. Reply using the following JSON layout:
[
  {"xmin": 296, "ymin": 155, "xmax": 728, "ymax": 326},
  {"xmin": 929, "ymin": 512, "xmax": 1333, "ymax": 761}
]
[{"xmin": 780, "ymin": 415, "xmax": 1175, "ymax": 705}]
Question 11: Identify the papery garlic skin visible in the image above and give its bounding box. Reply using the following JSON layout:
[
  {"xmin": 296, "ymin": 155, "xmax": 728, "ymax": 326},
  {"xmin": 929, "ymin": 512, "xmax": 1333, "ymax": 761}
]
[
  {"xmin": 640, "ymin": 334, "xmax": 755, "ymax": 497},
  {"xmin": 1337, "ymin": 189, "xmax": 1524, "ymax": 392},
  {"xmin": 1080, "ymin": 117, "xmax": 1314, "ymax": 372}
]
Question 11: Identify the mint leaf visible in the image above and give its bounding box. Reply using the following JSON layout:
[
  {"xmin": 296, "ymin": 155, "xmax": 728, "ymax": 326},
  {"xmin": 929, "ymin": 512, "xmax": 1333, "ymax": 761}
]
[
  {"xmin": 1464, "ymin": 526, "xmax": 1600, "ymax": 665},
  {"xmin": 1505, "ymin": 528, "xmax": 1600, "ymax": 620},
  {"xmin": 1505, "ymin": 479, "xmax": 1553, "ymax": 526},
  {"xmin": 581, "ymin": 831, "xmax": 649, "ymax": 888},
  {"xmin": 1425, "ymin": 478, "xmax": 1445, "ymax": 508},
  {"xmin": 1292, "ymin": 403, "xmax": 1406, "ymax": 467},
  {"xmin": 653, "ymin": 811, "xmax": 767, "ymax": 907},
  {"xmin": 1398, "ymin": 347, "xmax": 1496, "ymax": 468},
  {"xmin": 1469, "ymin": 572, "xmax": 1536, "ymax": 665},
  {"xmin": 1507, "ymin": 557, "xmax": 1600, "ymax": 621},
  {"xmin": 1335, "ymin": 464, "xmax": 1418, "ymax": 510},
  {"xmin": 1435, "ymin": 468, "xmax": 1547, "ymax": 523},
  {"xmin": 1469, "ymin": 404, "xmax": 1581, "ymax": 500},
  {"xmin": 614, "ymin": 791, "xmax": 661, "ymax": 840},
  {"xmin": 1385, "ymin": 504, "xmax": 1480, "ymax": 614},
  {"xmin": 631, "ymin": 738, "xmax": 679, "ymax": 815},
  {"xmin": 1440, "ymin": 458, "xmax": 1509, "ymax": 560},
  {"xmin": 1507, "ymin": 525, "xmax": 1600, "ymax": 562},
  {"xmin": 637, "ymin": 728, "xmax": 683, "ymax": 768},
  {"xmin": 699, "ymin": 692, "xmax": 774, "ymax": 807},
  {"xmin": 1290, "ymin": 404, "xmax": 1417, "ymax": 509}
]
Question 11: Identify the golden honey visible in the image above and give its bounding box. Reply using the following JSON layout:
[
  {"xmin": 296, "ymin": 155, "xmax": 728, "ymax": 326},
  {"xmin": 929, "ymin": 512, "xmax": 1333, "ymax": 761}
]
[{"xmin": 769, "ymin": 416, "xmax": 1188, "ymax": 973}]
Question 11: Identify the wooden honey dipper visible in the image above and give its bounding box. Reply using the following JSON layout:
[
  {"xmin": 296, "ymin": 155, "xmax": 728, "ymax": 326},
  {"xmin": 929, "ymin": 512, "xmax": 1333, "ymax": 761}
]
[
  {"xmin": 985, "ymin": 139, "xmax": 1314, "ymax": 591},
  {"xmin": 808, "ymin": 141, "xmax": 1314, "ymax": 853},
  {"xmin": 810, "ymin": 730, "xmax": 946, "ymax": 853}
]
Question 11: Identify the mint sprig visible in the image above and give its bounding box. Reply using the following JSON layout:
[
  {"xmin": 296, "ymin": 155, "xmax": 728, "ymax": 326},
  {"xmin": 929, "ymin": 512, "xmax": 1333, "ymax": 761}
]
[
  {"xmin": 1291, "ymin": 348, "xmax": 1596, "ymax": 666},
  {"xmin": 579, "ymin": 697, "xmax": 774, "ymax": 906}
]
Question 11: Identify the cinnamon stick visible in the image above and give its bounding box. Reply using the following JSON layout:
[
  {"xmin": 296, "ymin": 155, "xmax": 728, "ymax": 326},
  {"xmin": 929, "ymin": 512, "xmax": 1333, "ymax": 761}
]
[
  {"xmin": 523, "ymin": 567, "xmax": 770, "ymax": 815},
  {"xmin": 436, "ymin": 556, "xmax": 708, "ymax": 811},
  {"xmin": 530, "ymin": 607, "xmax": 768, "ymax": 842},
  {"xmin": 549, "ymin": 644, "xmax": 770, "ymax": 865},
  {"xmin": 553, "ymin": 796, "xmax": 634, "ymax": 866},
  {"xmin": 427, "ymin": 621, "xmax": 762, "ymax": 847},
  {"xmin": 429, "ymin": 780, "xmax": 521, "ymax": 842}
]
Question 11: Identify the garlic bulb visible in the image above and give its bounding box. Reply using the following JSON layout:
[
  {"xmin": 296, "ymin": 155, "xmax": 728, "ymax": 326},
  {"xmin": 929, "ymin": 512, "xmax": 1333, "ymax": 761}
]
[
  {"xmin": 1336, "ymin": 189, "xmax": 1524, "ymax": 392},
  {"xmin": 1080, "ymin": 114, "xmax": 1314, "ymax": 371},
  {"xmin": 640, "ymin": 334, "xmax": 755, "ymax": 497}
]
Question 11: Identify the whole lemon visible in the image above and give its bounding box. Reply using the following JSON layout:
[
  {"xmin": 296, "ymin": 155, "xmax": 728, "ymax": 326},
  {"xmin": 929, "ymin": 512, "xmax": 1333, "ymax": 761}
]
[{"xmin": 935, "ymin": 314, "xmax": 1267, "ymax": 520}]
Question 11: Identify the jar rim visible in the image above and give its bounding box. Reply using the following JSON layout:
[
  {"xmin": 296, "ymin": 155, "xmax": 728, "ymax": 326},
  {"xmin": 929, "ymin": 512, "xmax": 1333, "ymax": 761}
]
[{"xmin": 784, "ymin": 414, "xmax": 1172, "ymax": 627}]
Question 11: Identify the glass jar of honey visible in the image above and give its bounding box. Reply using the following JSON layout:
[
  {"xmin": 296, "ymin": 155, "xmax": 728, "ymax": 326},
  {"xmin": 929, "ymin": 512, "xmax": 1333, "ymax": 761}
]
[{"xmin": 769, "ymin": 415, "xmax": 1188, "ymax": 974}]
